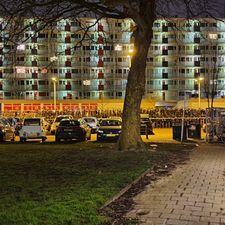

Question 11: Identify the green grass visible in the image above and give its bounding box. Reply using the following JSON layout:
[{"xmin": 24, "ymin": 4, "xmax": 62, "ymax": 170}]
[{"xmin": 0, "ymin": 142, "xmax": 194, "ymax": 225}]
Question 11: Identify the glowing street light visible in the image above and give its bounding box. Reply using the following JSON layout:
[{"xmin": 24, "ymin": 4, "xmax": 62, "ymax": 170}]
[
  {"xmin": 127, "ymin": 48, "xmax": 134, "ymax": 67},
  {"xmin": 195, "ymin": 77, "xmax": 204, "ymax": 108},
  {"xmin": 52, "ymin": 77, "xmax": 57, "ymax": 111}
]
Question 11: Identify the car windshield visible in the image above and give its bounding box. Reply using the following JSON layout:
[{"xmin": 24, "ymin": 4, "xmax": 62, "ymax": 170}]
[
  {"xmin": 83, "ymin": 118, "xmax": 95, "ymax": 123},
  {"xmin": 55, "ymin": 116, "xmax": 70, "ymax": 122},
  {"xmin": 0, "ymin": 118, "xmax": 10, "ymax": 126},
  {"xmin": 24, "ymin": 119, "xmax": 41, "ymax": 126},
  {"xmin": 100, "ymin": 120, "xmax": 121, "ymax": 126},
  {"xmin": 60, "ymin": 120, "xmax": 80, "ymax": 127}
]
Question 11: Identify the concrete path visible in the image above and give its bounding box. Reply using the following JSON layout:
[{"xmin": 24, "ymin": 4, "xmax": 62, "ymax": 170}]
[{"xmin": 127, "ymin": 144, "xmax": 225, "ymax": 225}]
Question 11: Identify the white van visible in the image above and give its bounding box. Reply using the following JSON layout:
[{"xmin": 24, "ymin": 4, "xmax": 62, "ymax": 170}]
[{"xmin": 19, "ymin": 118, "xmax": 47, "ymax": 142}]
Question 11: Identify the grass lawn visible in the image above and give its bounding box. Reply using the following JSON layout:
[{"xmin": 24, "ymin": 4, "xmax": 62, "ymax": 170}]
[{"xmin": 0, "ymin": 142, "xmax": 194, "ymax": 225}]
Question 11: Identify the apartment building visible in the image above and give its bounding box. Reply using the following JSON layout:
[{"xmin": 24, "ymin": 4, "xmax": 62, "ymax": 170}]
[{"xmin": 0, "ymin": 17, "xmax": 225, "ymax": 102}]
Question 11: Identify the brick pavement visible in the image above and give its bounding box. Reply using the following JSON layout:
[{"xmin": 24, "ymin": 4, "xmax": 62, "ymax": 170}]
[{"xmin": 127, "ymin": 144, "xmax": 225, "ymax": 225}]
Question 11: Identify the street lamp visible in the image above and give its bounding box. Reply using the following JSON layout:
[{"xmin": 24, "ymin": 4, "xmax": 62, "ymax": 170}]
[
  {"xmin": 128, "ymin": 48, "xmax": 134, "ymax": 68},
  {"xmin": 195, "ymin": 77, "xmax": 204, "ymax": 108},
  {"xmin": 52, "ymin": 77, "xmax": 57, "ymax": 111}
]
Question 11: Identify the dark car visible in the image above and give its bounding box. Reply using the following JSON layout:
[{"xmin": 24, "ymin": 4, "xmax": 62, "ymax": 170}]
[
  {"xmin": 140, "ymin": 114, "xmax": 154, "ymax": 135},
  {"xmin": 97, "ymin": 118, "xmax": 122, "ymax": 141},
  {"xmin": 55, "ymin": 119, "xmax": 91, "ymax": 142}
]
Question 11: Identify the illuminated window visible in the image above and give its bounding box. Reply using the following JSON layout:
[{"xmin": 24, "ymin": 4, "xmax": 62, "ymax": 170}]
[
  {"xmin": 17, "ymin": 44, "xmax": 25, "ymax": 51},
  {"xmin": 209, "ymin": 33, "xmax": 217, "ymax": 39},
  {"xmin": 83, "ymin": 80, "xmax": 91, "ymax": 86}
]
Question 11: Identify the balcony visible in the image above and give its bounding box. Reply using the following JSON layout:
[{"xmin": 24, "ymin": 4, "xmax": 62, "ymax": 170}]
[
  {"xmin": 98, "ymin": 36, "xmax": 104, "ymax": 44},
  {"xmin": 162, "ymin": 26, "xmax": 168, "ymax": 32},
  {"xmin": 32, "ymin": 61, "xmax": 37, "ymax": 67},
  {"xmin": 98, "ymin": 24, "xmax": 104, "ymax": 32},
  {"xmin": 162, "ymin": 73, "xmax": 168, "ymax": 79},
  {"xmin": 194, "ymin": 26, "xmax": 200, "ymax": 32},
  {"xmin": 162, "ymin": 38, "xmax": 168, "ymax": 44},
  {"xmin": 194, "ymin": 61, "xmax": 200, "ymax": 67},
  {"xmin": 32, "ymin": 72, "xmax": 38, "ymax": 79},
  {"xmin": 98, "ymin": 60, "xmax": 104, "ymax": 67},
  {"xmin": 65, "ymin": 61, "xmax": 71, "ymax": 67},
  {"xmin": 98, "ymin": 84, "xmax": 104, "ymax": 91},
  {"xmin": 162, "ymin": 61, "xmax": 168, "ymax": 67},
  {"xmin": 194, "ymin": 72, "xmax": 200, "ymax": 78},
  {"xmin": 65, "ymin": 49, "xmax": 71, "ymax": 55},
  {"xmin": 194, "ymin": 37, "xmax": 200, "ymax": 43},
  {"xmin": 194, "ymin": 49, "xmax": 201, "ymax": 55},
  {"xmin": 32, "ymin": 85, "xmax": 38, "ymax": 90},
  {"xmin": 31, "ymin": 37, "xmax": 37, "ymax": 43},
  {"xmin": 65, "ymin": 36, "xmax": 71, "ymax": 43},
  {"xmin": 31, "ymin": 49, "xmax": 38, "ymax": 55},
  {"xmin": 65, "ymin": 25, "xmax": 71, "ymax": 32},
  {"xmin": 98, "ymin": 72, "xmax": 104, "ymax": 79},
  {"xmin": 65, "ymin": 72, "xmax": 71, "ymax": 79},
  {"xmin": 66, "ymin": 84, "xmax": 71, "ymax": 90},
  {"xmin": 162, "ymin": 49, "xmax": 168, "ymax": 55},
  {"xmin": 98, "ymin": 48, "xmax": 103, "ymax": 56}
]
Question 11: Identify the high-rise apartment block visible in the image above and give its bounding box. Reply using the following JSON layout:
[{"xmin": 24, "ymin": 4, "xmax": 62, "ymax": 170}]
[{"xmin": 0, "ymin": 17, "xmax": 225, "ymax": 102}]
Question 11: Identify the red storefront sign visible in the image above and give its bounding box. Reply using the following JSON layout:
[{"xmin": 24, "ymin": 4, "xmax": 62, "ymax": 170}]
[
  {"xmin": 89, "ymin": 104, "xmax": 97, "ymax": 111},
  {"xmin": 62, "ymin": 104, "xmax": 71, "ymax": 111},
  {"xmin": 33, "ymin": 104, "xmax": 41, "ymax": 111},
  {"xmin": 4, "ymin": 104, "xmax": 13, "ymax": 111},
  {"xmin": 12, "ymin": 104, "xmax": 21, "ymax": 111},
  {"xmin": 70, "ymin": 104, "xmax": 79, "ymax": 111},
  {"xmin": 24, "ymin": 104, "xmax": 33, "ymax": 111},
  {"xmin": 43, "ymin": 104, "xmax": 60, "ymax": 111}
]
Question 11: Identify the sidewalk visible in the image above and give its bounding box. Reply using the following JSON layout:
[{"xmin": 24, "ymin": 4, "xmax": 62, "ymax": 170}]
[{"xmin": 127, "ymin": 144, "xmax": 225, "ymax": 225}]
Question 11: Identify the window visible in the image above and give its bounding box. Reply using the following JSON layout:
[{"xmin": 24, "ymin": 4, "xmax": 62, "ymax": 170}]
[{"xmin": 208, "ymin": 33, "xmax": 217, "ymax": 40}]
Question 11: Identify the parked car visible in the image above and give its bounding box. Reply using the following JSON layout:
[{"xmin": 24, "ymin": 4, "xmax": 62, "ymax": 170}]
[
  {"xmin": 19, "ymin": 118, "xmax": 47, "ymax": 142},
  {"xmin": 97, "ymin": 118, "xmax": 122, "ymax": 141},
  {"xmin": 55, "ymin": 119, "xmax": 91, "ymax": 142},
  {"xmin": 81, "ymin": 116, "xmax": 98, "ymax": 133},
  {"xmin": 140, "ymin": 114, "xmax": 154, "ymax": 135},
  {"xmin": 50, "ymin": 115, "xmax": 73, "ymax": 134},
  {"xmin": 0, "ymin": 118, "xmax": 15, "ymax": 142}
]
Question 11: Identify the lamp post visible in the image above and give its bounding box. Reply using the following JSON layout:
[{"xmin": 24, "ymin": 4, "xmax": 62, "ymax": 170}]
[
  {"xmin": 52, "ymin": 77, "xmax": 57, "ymax": 111},
  {"xmin": 195, "ymin": 77, "xmax": 204, "ymax": 108},
  {"xmin": 128, "ymin": 48, "xmax": 134, "ymax": 68}
]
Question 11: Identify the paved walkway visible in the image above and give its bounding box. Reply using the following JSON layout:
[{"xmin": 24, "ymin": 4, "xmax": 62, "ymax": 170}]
[{"xmin": 127, "ymin": 144, "xmax": 225, "ymax": 225}]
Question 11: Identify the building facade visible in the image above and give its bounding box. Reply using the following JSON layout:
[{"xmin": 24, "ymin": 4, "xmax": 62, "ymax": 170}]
[{"xmin": 0, "ymin": 17, "xmax": 225, "ymax": 102}]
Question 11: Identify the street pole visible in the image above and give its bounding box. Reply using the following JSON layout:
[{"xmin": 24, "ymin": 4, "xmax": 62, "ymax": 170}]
[
  {"xmin": 181, "ymin": 91, "xmax": 186, "ymax": 143},
  {"xmin": 195, "ymin": 77, "xmax": 203, "ymax": 109},
  {"xmin": 52, "ymin": 77, "xmax": 57, "ymax": 111},
  {"xmin": 198, "ymin": 79, "xmax": 201, "ymax": 109}
]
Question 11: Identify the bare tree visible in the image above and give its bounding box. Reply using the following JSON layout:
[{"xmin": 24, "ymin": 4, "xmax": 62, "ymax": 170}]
[{"xmin": 0, "ymin": 0, "xmax": 222, "ymax": 150}]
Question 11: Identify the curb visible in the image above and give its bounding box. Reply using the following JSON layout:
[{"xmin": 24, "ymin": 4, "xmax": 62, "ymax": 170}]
[{"xmin": 100, "ymin": 166, "xmax": 154, "ymax": 211}]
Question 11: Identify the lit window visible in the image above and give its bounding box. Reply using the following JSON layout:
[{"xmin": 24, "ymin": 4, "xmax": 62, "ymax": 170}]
[
  {"xmin": 115, "ymin": 44, "xmax": 122, "ymax": 51},
  {"xmin": 16, "ymin": 67, "xmax": 26, "ymax": 73},
  {"xmin": 17, "ymin": 44, "xmax": 25, "ymax": 51},
  {"xmin": 83, "ymin": 80, "xmax": 91, "ymax": 86},
  {"xmin": 209, "ymin": 33, "xmax": 217, "ymax": 39}
]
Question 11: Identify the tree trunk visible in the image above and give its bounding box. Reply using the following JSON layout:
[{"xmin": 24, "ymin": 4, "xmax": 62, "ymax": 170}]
[{"xmin": 118, "ymin": 25, "xmax": 153, "ymax": 151}]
